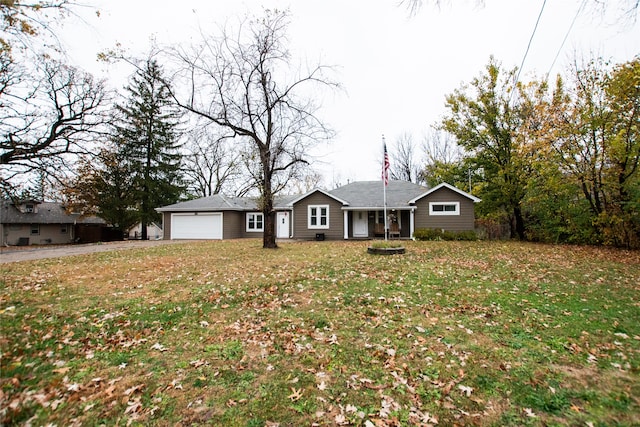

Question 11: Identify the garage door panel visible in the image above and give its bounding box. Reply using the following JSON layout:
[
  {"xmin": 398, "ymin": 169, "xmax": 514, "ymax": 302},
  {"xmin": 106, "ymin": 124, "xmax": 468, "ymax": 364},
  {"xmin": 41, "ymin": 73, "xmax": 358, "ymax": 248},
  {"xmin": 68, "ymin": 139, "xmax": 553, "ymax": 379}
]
[{"xmin": 171, "ymin": 213, "xmax": 222, "ymax": 239}]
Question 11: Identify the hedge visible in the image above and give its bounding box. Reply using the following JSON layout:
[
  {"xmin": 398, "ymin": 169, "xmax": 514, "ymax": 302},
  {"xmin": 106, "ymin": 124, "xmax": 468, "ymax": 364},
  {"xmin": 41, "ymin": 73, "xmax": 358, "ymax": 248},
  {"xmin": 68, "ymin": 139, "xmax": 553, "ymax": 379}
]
[{"xmin": 413, "ymin": 228, "xmax": 478, "ymax": 241}]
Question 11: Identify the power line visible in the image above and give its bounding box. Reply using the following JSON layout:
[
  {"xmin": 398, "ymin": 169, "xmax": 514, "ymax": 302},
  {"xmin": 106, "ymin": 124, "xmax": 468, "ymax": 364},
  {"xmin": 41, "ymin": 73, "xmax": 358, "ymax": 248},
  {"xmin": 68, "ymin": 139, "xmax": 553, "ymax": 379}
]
[
  {"xmin": 509, "ymin": 0, "xmax": 547, "ymax": 105},
  {"xmin": 547, "ymin": 0, "xmax": 588, "ymax": 77}
]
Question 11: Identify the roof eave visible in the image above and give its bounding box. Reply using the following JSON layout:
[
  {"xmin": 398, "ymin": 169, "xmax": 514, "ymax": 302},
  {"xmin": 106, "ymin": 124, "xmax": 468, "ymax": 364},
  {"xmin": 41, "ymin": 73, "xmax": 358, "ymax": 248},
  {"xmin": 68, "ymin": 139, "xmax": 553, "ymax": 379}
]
[
  {"xmin": 288, "ymin": 188, "xmax": 350, "ymax": 206},
  {"xmin": 409, "ymin": 182, "xmax": 481, "ymax": 203}
]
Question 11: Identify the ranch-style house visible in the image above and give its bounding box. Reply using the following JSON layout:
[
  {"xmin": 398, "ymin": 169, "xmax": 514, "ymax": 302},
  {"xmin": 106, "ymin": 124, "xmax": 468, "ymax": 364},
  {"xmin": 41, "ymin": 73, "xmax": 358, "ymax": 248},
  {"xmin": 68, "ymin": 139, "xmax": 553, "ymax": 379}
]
[{"xmin": 156, "ymin": 180, "xmax": 480, "ymax": 241}]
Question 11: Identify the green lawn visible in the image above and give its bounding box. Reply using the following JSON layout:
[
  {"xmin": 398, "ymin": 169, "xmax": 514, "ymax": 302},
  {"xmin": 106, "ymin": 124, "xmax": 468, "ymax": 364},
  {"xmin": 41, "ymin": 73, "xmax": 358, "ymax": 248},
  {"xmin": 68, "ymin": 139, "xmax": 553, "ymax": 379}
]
[{"xmin": 1, "ymin": 240, "xmax": 638, "ymax": 426}]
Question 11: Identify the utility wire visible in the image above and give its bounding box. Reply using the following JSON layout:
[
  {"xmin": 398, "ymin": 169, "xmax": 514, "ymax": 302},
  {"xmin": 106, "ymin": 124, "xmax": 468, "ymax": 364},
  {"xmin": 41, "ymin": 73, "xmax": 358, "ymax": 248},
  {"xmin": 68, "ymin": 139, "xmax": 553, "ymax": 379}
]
[
  {"xmin": 509, "ymin": 0, "xmax": 547, "ymax": 105},
  {"xmin": 547, "ymin": 0, "xmax": 588, "ymax": 77}
]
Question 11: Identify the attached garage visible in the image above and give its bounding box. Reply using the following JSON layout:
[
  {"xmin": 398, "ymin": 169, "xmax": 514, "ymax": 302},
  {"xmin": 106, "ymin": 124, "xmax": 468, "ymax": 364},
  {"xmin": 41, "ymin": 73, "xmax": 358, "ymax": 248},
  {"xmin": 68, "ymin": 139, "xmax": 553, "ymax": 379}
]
[{"xmin": 171, "ymin": 212, "xmax": 222, "ymax": 240}]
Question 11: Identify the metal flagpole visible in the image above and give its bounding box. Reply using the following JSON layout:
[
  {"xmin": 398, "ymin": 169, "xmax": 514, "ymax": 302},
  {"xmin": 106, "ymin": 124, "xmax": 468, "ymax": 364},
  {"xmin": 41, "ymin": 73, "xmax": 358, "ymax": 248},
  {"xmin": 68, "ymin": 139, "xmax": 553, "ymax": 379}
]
[{"xmin": 382, "ymin": 135, "xmax": 388, "ymax": 241}]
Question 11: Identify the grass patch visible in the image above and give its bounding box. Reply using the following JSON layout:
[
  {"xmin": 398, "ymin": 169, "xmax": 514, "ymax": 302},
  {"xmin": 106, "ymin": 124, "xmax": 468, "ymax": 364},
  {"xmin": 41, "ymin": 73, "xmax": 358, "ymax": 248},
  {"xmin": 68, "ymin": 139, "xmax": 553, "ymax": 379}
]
[{"xmin": 1, "ymin": 240, "xmax": 639, "ymax": 426}]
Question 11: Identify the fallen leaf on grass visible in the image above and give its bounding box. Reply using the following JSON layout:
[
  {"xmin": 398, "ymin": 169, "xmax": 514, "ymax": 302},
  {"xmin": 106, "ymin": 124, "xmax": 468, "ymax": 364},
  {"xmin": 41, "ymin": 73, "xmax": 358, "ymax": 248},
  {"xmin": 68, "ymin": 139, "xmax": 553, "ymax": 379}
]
[
  {"xmin": 169, "ymin": 379, "xmax": 183, "ymax": 390},
  {"xmin": 345, "ymin": 404, "xmax": 358, "ymax": 413},
  {"xmin": 287, "ymin": 387, "xmax": 303, "ymax": 401},
  {"xmin": 442, "ymin": 400, "xmax": 456, "ymax": 410},
  {"xmin": 335, "ymin": 413, "xmax": 348, "ymax": 425},
  {"xmin": 458, "ymin": 385, "xmax": 473, "ymax": 397},
  {"xmin": 151, "ymin": 343, "xmax": 167, "ymax": 352},
  {"xmin": 66, "ymin": 383, "xmax": 81, "ymax": 392},
  {"xmin": 124, "ymin": 384, "xmax": 145, "ymax": 396},
  {"xmin": 189, "ymin": 359, "xmax": 206, "ymax": 368},
  {"xmin": 124, "ymin": 398, "xmax": 142, "ymax": 415},
  {"xmin": 104, "ymin": 385, "xmax": 116, "ymax": 397}
]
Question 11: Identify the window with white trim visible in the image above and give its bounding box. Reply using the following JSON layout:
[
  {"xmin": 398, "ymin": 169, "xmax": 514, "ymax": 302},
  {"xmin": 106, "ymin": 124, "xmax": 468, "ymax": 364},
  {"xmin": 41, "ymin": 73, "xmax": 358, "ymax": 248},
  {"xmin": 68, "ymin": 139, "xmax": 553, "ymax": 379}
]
[
  {"xmin": 30, "ymin": 224, "xmax": 40, "ymax": 235},
  {"xmin": 308, "ymin": 205, "xmax": 329, "ymax": 229},
  {"xmin": 246, "ymin": 212, "xmax": 264, "ymax": 232},
  {"xmin": 429, "ymin": 202, "xmax": 460, "ymax": 216}
]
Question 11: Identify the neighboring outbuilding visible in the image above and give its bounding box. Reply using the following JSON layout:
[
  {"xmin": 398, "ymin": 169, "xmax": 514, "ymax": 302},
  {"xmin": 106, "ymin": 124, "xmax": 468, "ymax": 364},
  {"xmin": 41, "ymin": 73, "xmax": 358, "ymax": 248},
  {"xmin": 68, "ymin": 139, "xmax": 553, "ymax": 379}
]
[
  {"xmin": 127, "ymin": 222, "xmax": 164, "ymax": 240},
  {"xmin": 156, "ymin": 181, "xmax": 480, "ymax": 241},
  {"xmin": 0, "ymin": 200, "xmax": 108, "ymax": 246}
]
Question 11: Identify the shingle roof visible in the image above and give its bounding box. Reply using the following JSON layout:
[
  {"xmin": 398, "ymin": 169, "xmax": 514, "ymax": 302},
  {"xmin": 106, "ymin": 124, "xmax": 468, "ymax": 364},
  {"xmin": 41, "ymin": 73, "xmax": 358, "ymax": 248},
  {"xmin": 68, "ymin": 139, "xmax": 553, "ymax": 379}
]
[
  {"xmin": 156, "ymin": 194, "xmax": 301, "ymax": 212},
  {"xmin": 0, "ymin": 201, "xmax": 106, "ymax": 225},
  {"xmin": 156, "ymin": 194, "xmax": 255, "ymax": 212},
  {"xmin": 155, "ymin": 181, "xmax": 435, "ymax": 212},
  {"xmin": 329, "ymin": 180, "xmax": 429, "ymax": 208},
  {"xmin": 408, "ymin": 182, "xmax": 481, "ymax": 203}
]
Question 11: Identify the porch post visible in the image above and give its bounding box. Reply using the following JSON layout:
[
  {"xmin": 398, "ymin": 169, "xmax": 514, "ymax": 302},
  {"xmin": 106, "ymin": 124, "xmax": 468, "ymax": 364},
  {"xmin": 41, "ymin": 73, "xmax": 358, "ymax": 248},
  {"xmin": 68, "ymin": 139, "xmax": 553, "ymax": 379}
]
[
  {"xmin": 343, "ymin": 210, "xmax": 349, "ymax": 239},
  {"xmin": 410, "ymin": 209, "xmax": 415, "ymax": 240}
]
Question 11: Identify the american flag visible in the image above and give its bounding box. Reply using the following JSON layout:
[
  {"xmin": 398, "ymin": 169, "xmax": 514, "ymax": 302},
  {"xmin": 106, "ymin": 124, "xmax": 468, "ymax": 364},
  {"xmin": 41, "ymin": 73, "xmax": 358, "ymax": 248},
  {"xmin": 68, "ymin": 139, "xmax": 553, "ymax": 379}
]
[{"xmin": 382, "ymin": 143, "xmax": 390, "ymax": 186}]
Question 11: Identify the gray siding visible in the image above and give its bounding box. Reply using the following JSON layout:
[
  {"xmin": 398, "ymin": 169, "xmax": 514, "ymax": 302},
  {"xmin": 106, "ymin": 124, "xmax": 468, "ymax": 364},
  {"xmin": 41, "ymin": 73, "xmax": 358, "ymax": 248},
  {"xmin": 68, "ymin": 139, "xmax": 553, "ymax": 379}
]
[
  {"xmin": 293, "ymin": 192, "xmax": 344, "ymax": 240},
  {"xmin": 414, "ymin": 187, "xmax": 476, "ymax": 231},
  {"xmin": 223, "ymin": 211, "xmax": 243, "ymax": 239},
  {"xmin": 237, "ymin": 211, "xmax": 258, "ymax": 239},
  {"xmin": 162, "ymin": 210, "xmax": 278, "ymax": 240},
  {"xmin": 162, "ymin": 212, "xmax": 171, "ymax": 239},
  {"xmin": 236, "ymin": 211, "xmax": 284, "ymax": 239}
]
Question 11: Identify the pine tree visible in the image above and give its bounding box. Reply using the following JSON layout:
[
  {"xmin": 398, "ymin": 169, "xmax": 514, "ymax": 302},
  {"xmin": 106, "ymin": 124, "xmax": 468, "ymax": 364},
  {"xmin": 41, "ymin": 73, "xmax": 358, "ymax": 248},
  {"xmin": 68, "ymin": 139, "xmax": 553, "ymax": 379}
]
[{"xmin": 114, "ymin": 59, "xmax": 184, "ymax": 239}]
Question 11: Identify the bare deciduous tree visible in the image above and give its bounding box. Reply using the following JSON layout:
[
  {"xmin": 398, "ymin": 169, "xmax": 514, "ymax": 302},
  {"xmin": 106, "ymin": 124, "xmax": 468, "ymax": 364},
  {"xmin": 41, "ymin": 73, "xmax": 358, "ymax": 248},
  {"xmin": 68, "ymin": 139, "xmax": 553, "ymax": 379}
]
[
  {"xmin": 389, "ymin": 132, "xmax": 423, "ymax": 184},
  {"xmin": 422, "ymin": 128, "xmax": 463, "ymax": 166},
  {"xmin": 169, "ymin": 10, "xmax": 338, "ymax": 248},
  {"xmin": 182, "ymin": 125, "xmax": 245, "ymax": 197},
  {"xmin": 287, "ymin": 170, "xmax": 324, "ymax": 194},
  {"xmin": 1, "ymin": 1, "xmax": 108, "ymax": 197},
  {"xmin": 400, "ymin": 0, "xmax": 638, "ymax": 22},
  {"xmin": 419, "ymin": 128, "xmax": 468, "ymax": 187},
  {"xmin": 1, "ymin": 58, "xmax": 108, "ymax": 194}
]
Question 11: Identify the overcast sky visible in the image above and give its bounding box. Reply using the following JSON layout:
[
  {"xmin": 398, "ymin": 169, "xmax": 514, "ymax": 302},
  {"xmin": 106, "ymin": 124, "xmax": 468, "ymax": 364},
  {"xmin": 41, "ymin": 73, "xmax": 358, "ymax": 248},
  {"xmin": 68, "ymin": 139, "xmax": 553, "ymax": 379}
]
[{"xmin": 61, "ymin": 0, "xmax": 639, "ymax": 187}]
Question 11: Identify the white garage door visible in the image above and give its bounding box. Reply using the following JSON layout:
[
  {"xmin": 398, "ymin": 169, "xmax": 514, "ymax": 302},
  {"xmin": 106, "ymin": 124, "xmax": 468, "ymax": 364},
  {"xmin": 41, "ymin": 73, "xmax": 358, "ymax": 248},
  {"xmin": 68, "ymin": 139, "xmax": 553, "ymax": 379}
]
[{"xmin": 171, "ymin": 213, "xmax": 223, "ymax": 239}]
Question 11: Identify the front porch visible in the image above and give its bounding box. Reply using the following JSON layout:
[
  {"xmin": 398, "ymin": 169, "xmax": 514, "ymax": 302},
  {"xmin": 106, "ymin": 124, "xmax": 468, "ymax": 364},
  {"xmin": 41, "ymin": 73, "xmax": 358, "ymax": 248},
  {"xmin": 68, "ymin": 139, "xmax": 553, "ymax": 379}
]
[{"xmin": 343, "ymin": 209, "xmax": 413, "ymax": 240}]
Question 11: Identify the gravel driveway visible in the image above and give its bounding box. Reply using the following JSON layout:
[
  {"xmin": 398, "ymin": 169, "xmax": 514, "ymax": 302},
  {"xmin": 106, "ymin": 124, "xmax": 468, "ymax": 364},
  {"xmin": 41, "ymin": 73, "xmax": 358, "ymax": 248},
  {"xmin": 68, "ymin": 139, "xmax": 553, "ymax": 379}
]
[{"xmin": 0, "ymin": 240, "xmax": 185, "ymax": 263}]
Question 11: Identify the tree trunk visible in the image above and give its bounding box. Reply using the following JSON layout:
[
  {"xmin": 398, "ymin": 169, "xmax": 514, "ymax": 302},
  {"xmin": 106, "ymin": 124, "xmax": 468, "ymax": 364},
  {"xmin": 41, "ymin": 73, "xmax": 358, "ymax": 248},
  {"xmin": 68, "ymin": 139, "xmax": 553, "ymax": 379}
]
[
  {"xmin": 514, "ymin": 205, "xmax": 525, "ymax": 240},
  {"xmin": 262, "ymin": 193, "xmax": 277, "ymax": 248},
  {"xmin": 263, "ymin": 209, "xmax": 277, "ymax": 248},
  {"xmin": 261, "ymin": 155, "xmax": 278, "ymax": 249},
  {"xmin": 141, "ymin": 222, "xmax": 148, "ymax": 240}
]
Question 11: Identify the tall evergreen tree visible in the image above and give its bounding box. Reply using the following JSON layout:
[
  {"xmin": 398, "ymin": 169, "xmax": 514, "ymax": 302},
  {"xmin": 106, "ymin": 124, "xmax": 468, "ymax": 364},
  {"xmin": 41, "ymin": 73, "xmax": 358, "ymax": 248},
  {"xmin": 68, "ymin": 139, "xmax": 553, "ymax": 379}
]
[{"xmin": 114, "ymin": 59, "xmax": 184, "ymax": 239}]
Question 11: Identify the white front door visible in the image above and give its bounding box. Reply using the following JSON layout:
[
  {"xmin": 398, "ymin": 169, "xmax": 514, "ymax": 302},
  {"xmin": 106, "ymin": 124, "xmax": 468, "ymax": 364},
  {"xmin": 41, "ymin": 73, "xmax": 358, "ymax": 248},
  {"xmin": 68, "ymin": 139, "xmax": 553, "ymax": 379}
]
[
  {"xmin": 276, "ymin": 211, "xmax": 290, "ymax": 238},
  {"xmin": 353, "ymin": 211, "xmax": 368, "ymax": 237}
]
